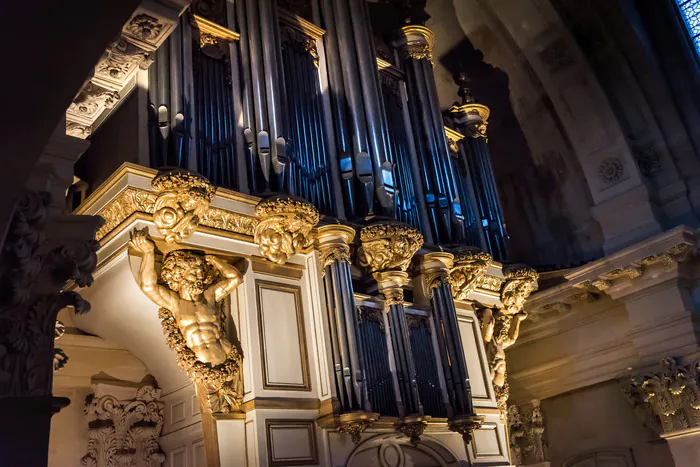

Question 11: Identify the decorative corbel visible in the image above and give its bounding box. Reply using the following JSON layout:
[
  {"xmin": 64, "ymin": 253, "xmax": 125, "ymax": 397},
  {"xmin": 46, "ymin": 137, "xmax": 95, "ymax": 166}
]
[
  {"xmin": 450, "ymin": 248, "xmax": 492, "ymax": 301},
  {"xmin": 254, "ymin": 197, "xmax": 320, "ymax": 265}
]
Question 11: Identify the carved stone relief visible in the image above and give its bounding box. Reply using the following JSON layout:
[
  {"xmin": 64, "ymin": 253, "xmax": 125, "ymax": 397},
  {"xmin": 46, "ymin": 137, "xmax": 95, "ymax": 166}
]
[
  {"xmin": 81, "ymin": 385, "xmax": 165, "ymax": 467},
  {"xmin": 0, "ymin": 190, "xmax": 101, "ymax": 397},
  {"xmin": 508, "ymin": 401, "xmax": 547, "ymax": 465}
]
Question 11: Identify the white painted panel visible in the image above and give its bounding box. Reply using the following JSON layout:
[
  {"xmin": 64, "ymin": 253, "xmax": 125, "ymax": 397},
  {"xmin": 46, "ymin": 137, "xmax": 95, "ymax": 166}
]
[
  {"xmin": 170, "ymin": 447, "xmax": 186, "ymax": 467},
  {"xmin": 458, "ymin": 317, "xmax": 491, "ymax": 400},
  {"xmin": 270, "ymin": 426, "xmax": 313, "ymax": 461},
  {"xmin": 245, "ymin": 420, "xmax": 257, "ymax": 466},
  {"xmin": 259, "ymin": 286, "xmax": 306, "ymax": 387},
  {"xmin": 472, "ymin": 425, "xmax": 501, "ymax": 457}
]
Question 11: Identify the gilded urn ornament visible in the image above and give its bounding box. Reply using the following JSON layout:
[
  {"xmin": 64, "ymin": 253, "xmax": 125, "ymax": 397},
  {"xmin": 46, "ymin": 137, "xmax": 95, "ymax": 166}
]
[
  {"xmin": 253, "ymin": 196, "xmax": 320, "ymax": 265},
  {"xmin": 151, "ymin": 169, "xmax": 215, "ymax": 243}
]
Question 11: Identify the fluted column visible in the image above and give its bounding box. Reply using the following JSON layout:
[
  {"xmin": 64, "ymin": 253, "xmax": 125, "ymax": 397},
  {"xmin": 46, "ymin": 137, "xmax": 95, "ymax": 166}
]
[
  {"xmin": 447, "ymin": 76, "xmax": 509, "ymax": 260},
  {"xmin": 320, "ymin": 0, "xmax": 395, "ymax": 218},
  {"xmin": 397, "ymin": 26, "xmax": 464, "ymax": 245},
  {"xmin": 358, "ymin": 223, "xmax": 428, "ymax": 445},
  {"xmin": 421, "ymin": 252, "xmax": 484, "ymax": 442}
]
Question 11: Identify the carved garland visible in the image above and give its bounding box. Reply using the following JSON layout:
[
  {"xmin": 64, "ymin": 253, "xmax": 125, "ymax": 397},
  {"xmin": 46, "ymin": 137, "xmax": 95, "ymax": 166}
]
[{"xmin": 158, "ymin": 307, "xmax": 243, "ymax": 413}]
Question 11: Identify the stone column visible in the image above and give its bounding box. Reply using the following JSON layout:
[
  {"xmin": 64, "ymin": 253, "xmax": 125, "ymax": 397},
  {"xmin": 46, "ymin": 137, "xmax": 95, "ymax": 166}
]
[
  {"xmin": 421, "ymin": 252, "xmax": 484, "ymax": 442},
  {"xmin": 316, "ymin": 224, "xmax": 379, "ymax": 441},
  {"xmin": 358, "ymin": 223, "xmax": 428, "ymax": 444},
  {"xmin": 397, "ymin": 26, "xmax": 465, "ymax": 245}
]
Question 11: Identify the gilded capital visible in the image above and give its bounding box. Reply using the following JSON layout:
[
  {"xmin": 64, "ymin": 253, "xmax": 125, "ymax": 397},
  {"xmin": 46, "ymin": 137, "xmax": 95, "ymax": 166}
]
[
  {"xmin": 420, "ymin": 251, "xmax": 454, "ymax": 299},
  {"xmin": 450, "ymin": 249, "xmax": 492, "ymax": 301},
  {"xmin": 254, "ymin": 197, "xmax": 320, "ymax": 265},
  {"xmin": 374, "ymin": 270, "xmax": 409, "ymax": 309},
  {"xmin": 447, "ymin": 102, "xmax": 490, "ymax": 139},
  {"xmin": 358, "ymin": 223, "xmax": 423, "ymax": 274},
  {"xmin": 397, "ymin": 25, "xmax": 435, "ymax": 65},
  {"xmin": 151, "ymin": 169, "xmax": 215, "ymax": 244},
  {"xmin": 315, "ymin": 224, "xmax": 356, "ymax": 270},
  {"xmin": 448, "ymin": 414, "xmax": 485, "ymax": 443},
  {"xmin": 501, "ymin": 265, "xmax": 539, "ymax": 315}
]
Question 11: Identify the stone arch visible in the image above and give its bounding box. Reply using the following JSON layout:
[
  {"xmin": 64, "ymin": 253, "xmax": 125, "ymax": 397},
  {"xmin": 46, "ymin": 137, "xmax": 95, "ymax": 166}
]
[{"xmin": 346, "ymin": 433, "xmax": 466, "ymax": 467}]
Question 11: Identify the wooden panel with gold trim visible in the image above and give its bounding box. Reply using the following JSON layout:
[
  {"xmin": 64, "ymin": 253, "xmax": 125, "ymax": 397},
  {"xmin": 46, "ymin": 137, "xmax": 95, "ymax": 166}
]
[
  {"xmin": 265, "ymin": 419, "xmax": 319, "ymax": 466},
  {"xmin": 256, "ymin": 280, "xmax": 311, "ymax": 391}
]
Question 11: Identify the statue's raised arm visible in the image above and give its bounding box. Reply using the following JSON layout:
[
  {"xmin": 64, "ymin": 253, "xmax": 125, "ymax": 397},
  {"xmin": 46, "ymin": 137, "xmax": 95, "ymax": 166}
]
[
  {"xmin": 130, "ymin": 228, "xmax": 175, "ymax": 310},
  {"xmin": 204, "ymin": 255, "xmax": 243, "ymax": 303}
]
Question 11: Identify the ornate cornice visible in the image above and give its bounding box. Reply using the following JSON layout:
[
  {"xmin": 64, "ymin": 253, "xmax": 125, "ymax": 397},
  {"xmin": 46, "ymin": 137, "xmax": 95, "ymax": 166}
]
[
  {"xmin": 254, "ymin": 197, "xmax": 320, "ymax": 265},
  {"xmin": 445, "ymin": 126, "xmax": 465, "ymax": 154},
  {"xmin": 450, "ymin": 249, "xmax": 492, "ymax": 301},
  {"xmin": 357, "ymin": 223, "xmax": 423, "ymax": 274},
  {"xmin": 397, "ymin": 25, "xmax": 435, "ymax": 65},
  {"xmin": 420, "ymin": 252, "xmax": 454, "ymax": 299},
  {"xmin": 315, "ymin": 224, "xmax": 356, "ymax": 271},
  {"xmin": 66, "ymin": 1, "xmax": 187, "ymax": 138},
  {"xmin": 446, "ymin": 103, "xmax": 490, "ymax": 139},
  {"xmin": 622, "ymin": 358, "xmax": 700, "ymax": 436},
  {"xmin": 374, "ymin": 271, "xmax": 409, "ymax": 309},
  {"xmin": 190, "ymin": 13, "xmax": 240, "ymax": 46}
]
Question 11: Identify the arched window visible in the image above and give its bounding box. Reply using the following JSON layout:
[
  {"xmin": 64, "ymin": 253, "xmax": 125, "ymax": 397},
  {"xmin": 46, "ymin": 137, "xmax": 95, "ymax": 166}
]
[{"xmin": 676, "ymin": 0, "xmax": 700, "ymax": 54}]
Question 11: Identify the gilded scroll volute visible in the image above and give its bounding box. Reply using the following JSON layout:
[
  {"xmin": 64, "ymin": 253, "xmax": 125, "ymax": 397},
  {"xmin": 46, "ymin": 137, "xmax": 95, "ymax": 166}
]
[{"xmin": 254, "ymin": 197, "xmax": 320, "ymax": 265}]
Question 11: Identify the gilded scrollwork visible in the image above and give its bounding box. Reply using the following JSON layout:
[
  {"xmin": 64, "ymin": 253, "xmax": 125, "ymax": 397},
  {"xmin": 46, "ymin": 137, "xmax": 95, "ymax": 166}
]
[
  {"xmin": 358, "ymin": 223, "xmax": 423, "ymax": 274},
  {"xmin": 337, "ymin": 412, "xmax": 379, "ymax": 445},
  {"xmin": 450, "ymin": 249, "xmax": 491, "ymax": 301},
  {"xmin": 95, "ymin": 188, "xmax": 156, "ymax": 241},
  {"xmin": 254, "ymin": 197, "xmax": 320, "ymax": 265},
  {"xmin": 130, "ymin": 228, "xmax": 244, "ymax": 413}
]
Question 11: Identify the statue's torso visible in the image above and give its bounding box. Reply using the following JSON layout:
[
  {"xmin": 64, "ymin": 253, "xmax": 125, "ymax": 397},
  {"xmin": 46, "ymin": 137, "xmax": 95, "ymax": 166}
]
[{"xmin": 174, "ymin": 298, "xmax": 231, "ymax": 364}]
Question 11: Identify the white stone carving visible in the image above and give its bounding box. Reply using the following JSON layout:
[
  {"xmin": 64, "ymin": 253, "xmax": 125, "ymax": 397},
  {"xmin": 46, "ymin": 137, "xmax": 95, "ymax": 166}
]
[{"xmin": 81, "ymin": 385, "xmax": 165, "ymax": 467}]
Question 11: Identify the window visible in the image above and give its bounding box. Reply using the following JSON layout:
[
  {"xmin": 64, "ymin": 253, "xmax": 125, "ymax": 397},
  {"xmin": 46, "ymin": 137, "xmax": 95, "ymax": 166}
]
[{"xmin": 677, "ymin": 0, "xmax": 700, "ymax": 55}]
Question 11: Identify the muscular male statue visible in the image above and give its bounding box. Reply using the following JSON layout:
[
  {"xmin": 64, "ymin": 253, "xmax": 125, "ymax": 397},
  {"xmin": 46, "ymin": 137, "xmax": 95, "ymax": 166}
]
[
  {"xmin": 479, "ymin": 308, "xmax": 527, "ymax": 388},
  {"xmin": 130, "ymin": 228, "xmax": 242, "ymax": 366}
]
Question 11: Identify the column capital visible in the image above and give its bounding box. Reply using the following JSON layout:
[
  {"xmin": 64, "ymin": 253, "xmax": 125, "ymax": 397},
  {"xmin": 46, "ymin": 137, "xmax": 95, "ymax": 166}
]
[
  {"xmin": 446, "ymin": 102, "xmax": 490, "ymax": 138},
  {"xmin": 397, "ymin": 25, "xmax": 435, "ymax": 64},
  {"xmin": 358, "ymin": 222, "xmax": 423, "ymax": 274},
  {"xmin": 420, "ymin": 251, "xmax": 454, "ymax": 298},
  {"xmin": 374, "ymin": 271, "xmax": 409, "ymax": 308},
  {"xmin": 315, "ymin": 224, "xmax": 356, "ymax": 270}
]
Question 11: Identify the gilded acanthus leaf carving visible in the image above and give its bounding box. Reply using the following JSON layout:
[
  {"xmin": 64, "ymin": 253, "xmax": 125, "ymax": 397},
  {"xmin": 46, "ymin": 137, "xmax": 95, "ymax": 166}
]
[
  {"xmin": 95, "ymin": 188, "xmax": 156, "ymax": 241},
  {"xmin": 254, "ymin": 197, "xmax": 320, "ymax": 265},
  {"xmin": 501, "ymin": 265, "xmax": 539, "ymax": 315}
]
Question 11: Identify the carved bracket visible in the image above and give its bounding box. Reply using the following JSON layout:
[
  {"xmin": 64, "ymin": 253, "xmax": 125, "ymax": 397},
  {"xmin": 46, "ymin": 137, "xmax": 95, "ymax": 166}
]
[
  {"xmin": 357, "ymin": 223, "xmax": 423, "ymax": 274},
  {"xmin": 254, "ymin": 197, "xmax": 320, "ymax": 265}
]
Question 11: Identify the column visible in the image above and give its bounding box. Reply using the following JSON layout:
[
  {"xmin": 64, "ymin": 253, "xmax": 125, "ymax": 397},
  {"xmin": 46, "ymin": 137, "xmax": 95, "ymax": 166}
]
[
  {"xmin": 446, "ymin": 76, "xmax": 509, "ymax": 260},
  {"xmin": 316, "ymin": 224, "xmax": 378, "ymax": 443},
  {"xmin": 320, "ymin": 0, "xmax": 395, "ymax": 218},
  {"xmin": 397, "ymin": 26, "xmax": 465, "ymax": 245},
  {"xmin": 420, "ymin": 252, "xmax": 484, "ymax": 442},
  {"xmin": 358, "ymin": 222, "xmax": 427, "ymax": 445}
]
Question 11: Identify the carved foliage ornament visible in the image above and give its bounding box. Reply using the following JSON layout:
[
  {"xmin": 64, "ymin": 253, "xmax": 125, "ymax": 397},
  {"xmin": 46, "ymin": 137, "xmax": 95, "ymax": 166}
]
[
  {"xmin": 358, "ymin": 223, "xmax": 423, "ymax": 274},
  {"xmin": 96, "ymin": 39, "xmax": 154, "ymax": 83},
  {"xmin": 81, "ymin": 385, "xmax": 165, "ymax": 467},
  {"xmin": 126, "ymin": 14, "xmax": 165, "ymax": 42},
  {"xmin": 151, "ymin": 170, "xmax": 215, "ymax": 243},
  {"xmin": 501, "ymin": 266, "xmax": 539, "ymax": 315},
  {"xmin": 450, "ymin": 249, "xmax": 492, "ymax": 301},
  {"xmin": 254, "ymin": 197, "xmax": 320, "ymax": 265},
  {"xmin": 448, "ymin": 415, "xmax": 485, "ymax": 443},
  {"xmin": 68, "ymin": 83, "xmax": 120, "ymax": 119},
  {"xmin": 622, "ymin": 357, "xmax": 700, "ymax": 435},
  {"xmin": 0, "ymin": 190, "xmax": 100, "ymax": 397},
  {"xmin": 507, "ymin": 401, "xmax": 547, "ymax": 465},
  {"xmin": 337, "ymin": 412, "xmax": 379, "ymax": 444}
]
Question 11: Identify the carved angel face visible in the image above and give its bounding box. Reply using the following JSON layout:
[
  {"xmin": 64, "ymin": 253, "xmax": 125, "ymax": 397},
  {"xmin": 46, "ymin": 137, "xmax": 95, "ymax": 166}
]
[
  {"xmin": 161, "ymin": 250, "xmax": 214, "ymax": 298},
  {"xmin": 256, "ymin": 224, "xmax": 295, "ymax": 265}
]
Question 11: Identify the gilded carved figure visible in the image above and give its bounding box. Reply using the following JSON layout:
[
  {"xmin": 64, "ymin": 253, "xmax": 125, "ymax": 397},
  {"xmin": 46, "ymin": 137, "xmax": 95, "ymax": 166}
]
[
  {"xmin": 151, "ymin": 170, "xmax": 215, "ymax": 244},
  {"xmin": 254, "ymin": 197, "xmax": 320, "ymax": 265},
  {"xmin": 130, "ymin": 227, "xmax": 243, "ymax": 412},
  {"xmin": 479, "ymin": 308, "xmax": 527, "ymax": 388}
]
